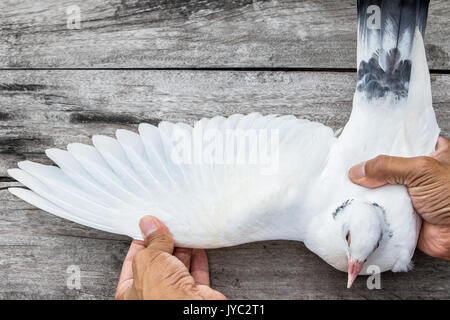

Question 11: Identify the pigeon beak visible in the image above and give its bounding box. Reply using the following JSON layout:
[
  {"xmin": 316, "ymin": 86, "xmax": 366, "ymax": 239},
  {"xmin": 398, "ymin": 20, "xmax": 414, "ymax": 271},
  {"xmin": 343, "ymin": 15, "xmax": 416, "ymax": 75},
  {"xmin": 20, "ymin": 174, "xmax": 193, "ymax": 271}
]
[{"xmin": 347, "ymin": 256, "xmax": 364, "ymax": 288}]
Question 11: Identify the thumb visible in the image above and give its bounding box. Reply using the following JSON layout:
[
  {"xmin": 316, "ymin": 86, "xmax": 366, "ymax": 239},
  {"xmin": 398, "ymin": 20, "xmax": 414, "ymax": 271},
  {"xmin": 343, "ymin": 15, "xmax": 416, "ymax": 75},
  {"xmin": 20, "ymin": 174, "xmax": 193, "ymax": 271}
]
[
  {"xmin": 139, "ymin": 216, "xmax": 174, "ymax": 254},
  {"xmin": 348, "ymin": 155, "xmax": 429, "ymax": 188}
]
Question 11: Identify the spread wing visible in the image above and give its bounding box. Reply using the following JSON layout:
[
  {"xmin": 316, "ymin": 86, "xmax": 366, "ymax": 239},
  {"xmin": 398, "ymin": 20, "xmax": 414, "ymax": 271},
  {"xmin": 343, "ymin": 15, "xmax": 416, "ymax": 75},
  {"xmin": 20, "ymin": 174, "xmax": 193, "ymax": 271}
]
[{"xmin": 8, "ymin": 113, "xmax": 336, "ymax": 248}]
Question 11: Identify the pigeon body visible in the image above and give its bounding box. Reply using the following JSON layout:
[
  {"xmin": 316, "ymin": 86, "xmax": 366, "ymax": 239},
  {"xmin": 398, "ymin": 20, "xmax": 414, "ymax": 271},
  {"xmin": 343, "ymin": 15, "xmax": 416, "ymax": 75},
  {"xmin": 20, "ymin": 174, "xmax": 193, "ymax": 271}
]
[{"xmin": 8, "ymin": 0, "xmax": 439, "ymax": 284}]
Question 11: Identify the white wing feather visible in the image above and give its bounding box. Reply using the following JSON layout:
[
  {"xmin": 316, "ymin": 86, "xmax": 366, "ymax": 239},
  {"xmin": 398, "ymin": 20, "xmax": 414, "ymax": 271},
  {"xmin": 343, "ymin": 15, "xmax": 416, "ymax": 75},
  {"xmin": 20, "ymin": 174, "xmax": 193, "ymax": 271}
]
[{"xmin": 8, "ymin": 113, "xmax": 336, "ymax": 247}]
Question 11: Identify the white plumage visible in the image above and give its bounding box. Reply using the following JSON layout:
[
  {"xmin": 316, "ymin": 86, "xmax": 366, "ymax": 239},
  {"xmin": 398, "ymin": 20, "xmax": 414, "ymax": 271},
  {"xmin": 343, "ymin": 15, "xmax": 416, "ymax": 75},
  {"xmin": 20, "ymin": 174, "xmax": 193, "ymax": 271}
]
[{"xmin": 8, "ymin": 0, "xmax": 439, "ymax": 286}]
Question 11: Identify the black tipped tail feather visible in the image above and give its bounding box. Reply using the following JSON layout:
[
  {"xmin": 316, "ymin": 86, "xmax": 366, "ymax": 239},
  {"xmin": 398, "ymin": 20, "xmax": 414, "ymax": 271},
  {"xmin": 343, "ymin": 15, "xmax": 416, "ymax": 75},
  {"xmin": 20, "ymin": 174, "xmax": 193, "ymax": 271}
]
[{"xmin": 356, "ymin": 0, "xmax": 430, "ymax": 100}]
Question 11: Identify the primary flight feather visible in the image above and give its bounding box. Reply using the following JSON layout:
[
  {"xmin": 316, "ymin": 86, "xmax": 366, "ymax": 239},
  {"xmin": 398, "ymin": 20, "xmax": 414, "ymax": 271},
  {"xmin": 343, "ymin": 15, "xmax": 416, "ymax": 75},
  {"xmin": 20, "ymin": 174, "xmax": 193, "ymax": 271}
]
[{"xmin": 8, "ymin": 0, "xmax": 439, "ymax": 288}]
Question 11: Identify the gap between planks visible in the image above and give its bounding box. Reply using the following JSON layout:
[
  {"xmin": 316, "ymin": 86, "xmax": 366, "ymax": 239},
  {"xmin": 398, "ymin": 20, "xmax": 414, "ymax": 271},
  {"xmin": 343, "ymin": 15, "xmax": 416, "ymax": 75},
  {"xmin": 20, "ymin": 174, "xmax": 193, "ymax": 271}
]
[{"xmin": 0, "ymin": 67, "xmax": 449, "ymax": 74}]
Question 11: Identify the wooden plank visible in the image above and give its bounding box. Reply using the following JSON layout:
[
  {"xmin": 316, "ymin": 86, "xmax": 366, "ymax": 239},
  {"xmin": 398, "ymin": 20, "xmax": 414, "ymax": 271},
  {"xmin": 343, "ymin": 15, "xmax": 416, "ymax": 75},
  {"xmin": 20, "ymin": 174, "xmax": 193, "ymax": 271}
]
[
  {"xmin": 0, "ymin": 0, "xmax": 449, "ymax": 69},
  {"xmin": 0, "ymin": 69, "xmax": 449, "ymax": 299},
  {"xmin": 1, "ymin": 70, "xmax": 449, "ymax": 176},
  {"xmin": 1, "ymin": 186, "xmax": 450, "ymax": 299}
]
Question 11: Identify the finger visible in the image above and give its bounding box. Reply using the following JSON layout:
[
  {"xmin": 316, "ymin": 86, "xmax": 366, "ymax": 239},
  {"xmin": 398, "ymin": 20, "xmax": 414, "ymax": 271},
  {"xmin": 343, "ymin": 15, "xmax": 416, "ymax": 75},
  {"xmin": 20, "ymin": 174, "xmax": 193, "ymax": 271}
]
[
  {"xmin": 431, "ymin": 136, "xmax": 450, "ymax": 164},
  {"xmin": 348, "ymin": 155, "xmax": 430, "ymax": 188},
  {"xmin": 115, "ymin": 240, "xmax": 145, "ymax": 299},
  {"xmin": 434, "ymin": 136, "xmax": 450, "ymax": 153},
  {"xmin": 174, "ymin": 247, "xmax": 192, "ymax": 269},
  {"xmin": 118, "ymin": 240, "xmax": 146, "ymax": 284},
  {"xmin": 139, "ymin": 216, "xmax": 174, "ymax": 254},
  {"xmin": 418, "ymin": 221, "xmax": 450, "ymax": 262},
  {"xmin": 418, "ymin": 221, "xmax": 434, "ymax": 256},
  {"xmin": 191, "ymin": 249, "xmax": 210, "ymax": 286},
  {"xmin": 197, "ymin": 285, "xmax": 227, "ymax": 300}
]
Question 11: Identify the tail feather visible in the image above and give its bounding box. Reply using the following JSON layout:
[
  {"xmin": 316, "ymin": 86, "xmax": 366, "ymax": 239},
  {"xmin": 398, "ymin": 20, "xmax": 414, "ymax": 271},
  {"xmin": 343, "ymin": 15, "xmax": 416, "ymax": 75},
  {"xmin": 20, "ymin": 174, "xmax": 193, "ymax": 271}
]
[{"xmin": 356, "ymin": 0, "xmax": 430, "ymax": 100}]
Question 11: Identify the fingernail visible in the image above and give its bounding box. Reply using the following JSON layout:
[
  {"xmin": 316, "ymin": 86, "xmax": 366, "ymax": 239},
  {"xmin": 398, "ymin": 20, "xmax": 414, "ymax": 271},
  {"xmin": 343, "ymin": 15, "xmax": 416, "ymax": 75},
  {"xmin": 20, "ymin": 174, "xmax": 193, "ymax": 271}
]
[
  {"xmin": 349, "ymin": 162, "xmax": 366, "ymax": 181},
  {"xmin": 139, "ymin": 216, "xmax": 159, "ymax": 237}
]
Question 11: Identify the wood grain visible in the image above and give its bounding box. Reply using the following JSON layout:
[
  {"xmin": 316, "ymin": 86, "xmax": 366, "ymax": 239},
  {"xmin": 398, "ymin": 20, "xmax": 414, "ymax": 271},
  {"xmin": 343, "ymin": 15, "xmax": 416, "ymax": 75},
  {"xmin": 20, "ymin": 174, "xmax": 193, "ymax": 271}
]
[
  {"xmin": 0, "ymin": 0, "xmax": 449, "ymax": 69},
  {"xmin": 1, "ymin": 0, "xmax": 449, "ymax": 300},
  {"xmin": 1, "ymin": 185, "xmax": 450, "ymax": 299},
  {"xmin": 0, "ymin": 69, "xmax": 449, "ymax": 299},
  {"xmin": 1, "ymin": 70, "xmax": 449, "ymax": 176}
]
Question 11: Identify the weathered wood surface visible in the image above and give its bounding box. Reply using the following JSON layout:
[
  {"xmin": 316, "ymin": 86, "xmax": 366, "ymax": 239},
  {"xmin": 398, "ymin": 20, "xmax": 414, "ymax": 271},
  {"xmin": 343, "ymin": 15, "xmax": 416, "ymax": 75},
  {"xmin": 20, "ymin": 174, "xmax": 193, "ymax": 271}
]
[
  {"xmin": 0, "ymin": 0, "xmax": 449, "ymax": 69},
  {"xmin": 1, "ymin": 0, "xmax": 449, "ymax": 301},
  {"xmin": 0, "ymin": 70, "xmax": 450, "ymax": 299},
  {"xmin": 2, "ymin": 184, "xmax": 450, "ymax": 300},
  {"xmin": 0, "ymin": 70, "xmax": 449, "ymax": 176}
]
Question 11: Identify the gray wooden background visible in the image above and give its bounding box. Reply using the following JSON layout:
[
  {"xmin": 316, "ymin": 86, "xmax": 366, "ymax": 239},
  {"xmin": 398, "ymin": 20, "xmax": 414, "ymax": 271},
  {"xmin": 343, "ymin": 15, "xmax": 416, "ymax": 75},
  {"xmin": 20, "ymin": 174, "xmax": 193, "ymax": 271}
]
[{"xmin": 0, "ymin": 0, "xmax": 449, "ymax": 299}]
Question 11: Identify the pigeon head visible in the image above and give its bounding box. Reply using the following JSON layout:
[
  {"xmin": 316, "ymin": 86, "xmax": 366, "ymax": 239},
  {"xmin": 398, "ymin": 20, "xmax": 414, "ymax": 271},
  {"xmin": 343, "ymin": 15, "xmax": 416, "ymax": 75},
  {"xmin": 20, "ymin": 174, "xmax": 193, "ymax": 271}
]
[{"xmin": 334, "ymin": 199, "xmax": 388, "ymax": 288}]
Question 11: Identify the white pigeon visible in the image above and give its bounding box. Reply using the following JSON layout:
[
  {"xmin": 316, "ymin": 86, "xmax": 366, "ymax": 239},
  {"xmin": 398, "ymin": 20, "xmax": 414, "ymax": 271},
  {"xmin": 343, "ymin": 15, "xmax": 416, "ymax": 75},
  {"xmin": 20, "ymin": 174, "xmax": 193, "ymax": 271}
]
[{"xmin": 8, "ymin": 0, "xmax": 439, "ymax": 288}]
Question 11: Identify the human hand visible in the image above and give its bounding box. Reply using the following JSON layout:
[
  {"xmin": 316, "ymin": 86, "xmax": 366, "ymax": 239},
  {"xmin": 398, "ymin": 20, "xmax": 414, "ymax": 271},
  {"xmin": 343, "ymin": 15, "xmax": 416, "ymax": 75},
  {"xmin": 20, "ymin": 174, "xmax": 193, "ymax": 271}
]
[
  {"xmin": 348, "ymin": 136, "xmax": 450, "ymax": 262},
  {"xmin": 115, "ymin": 216, "xmax": 226, "ymax": 299}
]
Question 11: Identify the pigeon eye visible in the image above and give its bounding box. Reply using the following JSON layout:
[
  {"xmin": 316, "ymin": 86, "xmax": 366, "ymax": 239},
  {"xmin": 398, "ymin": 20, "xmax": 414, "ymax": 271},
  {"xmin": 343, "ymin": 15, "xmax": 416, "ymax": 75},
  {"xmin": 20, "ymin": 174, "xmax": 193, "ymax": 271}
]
[{"xmin": 346, "ymin": 232, "xmax": 351, "ymax": 246}]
